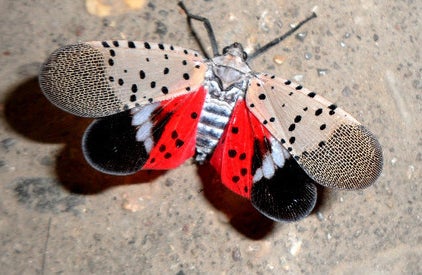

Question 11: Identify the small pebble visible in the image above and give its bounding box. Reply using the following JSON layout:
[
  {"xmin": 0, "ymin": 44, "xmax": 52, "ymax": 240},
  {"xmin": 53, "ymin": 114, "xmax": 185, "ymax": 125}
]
[
  {"xmin": 295, "ymin": 31, "xmax": 307, "ymax": 42},
  {"xmin": 342, "ymin": 86, "xmax": 352, "ymax": 96},
  {"xmin": 1, "ymin": 138, "xmax": 16, "ymax": 150},
  {"xmin": 232, "ymin": 247, "xmax": 242, "ymax": 261},
  {"xmin": 391, "ymin": 157, "xmax": 397, "ymax": 165},
  {"xmin": 317, "ymin": 68, "xmax": 328, "ymax": 76},
  {"xmin": 373, "ymin": 34, "xmax": 379, "ymax": 42},
  {"xmin": 273, "ymin": 55, "xmax": 286, "ymax": 64},
  {"xmin": 412, "ymin": 79, "xmax": 422, "ymax": 89},
  {"xmin": 39, "ymin": 156, "xmax": 54, "ymax": 166},
  {"xmin": 164, "ymin": 178, "xmax": 174, "ymax": 187},
  {"xmin": 155, "ymin": 21, "xmax": 167, "ymax": 37},
  {"xmin": 316, "ymin": 212, "xmax": 325, "ymax": 221},
  {"xmin": 293, "ymin": 74, "xmax": 304, "ymax": 82},
  {"xmin": 304, "ymin": 52, "xmax": 312, "ymax": 60}
]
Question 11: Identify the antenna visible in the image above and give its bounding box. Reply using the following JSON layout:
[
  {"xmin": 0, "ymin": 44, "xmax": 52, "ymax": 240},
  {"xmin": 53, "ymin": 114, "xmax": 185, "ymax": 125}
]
[
  {"xmin": 248, "ymin": 12, "xmax": 317, "ymax": 60},
  {"xmin": 178, "ymin": 1, "xmax": 317, "ymax": 60}
]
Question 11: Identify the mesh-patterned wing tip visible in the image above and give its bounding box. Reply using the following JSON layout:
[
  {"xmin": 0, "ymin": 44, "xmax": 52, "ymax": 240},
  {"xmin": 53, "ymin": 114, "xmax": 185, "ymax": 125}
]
[
  {"xmin": 298, "ymin": 124, "xmax": 383, "ymax": 190},
  {"xmin": 39, "ymin": 43, "xmax": 123, "ymax": 118}
]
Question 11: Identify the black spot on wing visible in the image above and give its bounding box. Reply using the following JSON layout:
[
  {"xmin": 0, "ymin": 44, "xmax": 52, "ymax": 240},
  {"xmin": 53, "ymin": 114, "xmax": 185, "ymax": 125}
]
[
  {"xmin": 251, "ymin": 158, "xmax": 317, "ymax": 222},
  {"xmin": 82, "ymin": 110, "xmax": 148, "ymax": 175},
  {"xmin": 307, "ymin": 92, "xmax": 316, "ymax": 98}
]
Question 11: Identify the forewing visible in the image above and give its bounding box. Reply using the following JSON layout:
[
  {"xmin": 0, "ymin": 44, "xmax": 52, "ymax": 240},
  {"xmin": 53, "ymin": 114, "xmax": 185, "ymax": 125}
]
[
  {"xmin": 83, "ymin": 87, "xmax": 207, "ymax": 174},
  {"xmin": 39, "ymin": 40, "xmax": 207, "ymax": 117},
  {"xmin": 246, "ymin": 73, "xmax": 383, "ymax": 189}
]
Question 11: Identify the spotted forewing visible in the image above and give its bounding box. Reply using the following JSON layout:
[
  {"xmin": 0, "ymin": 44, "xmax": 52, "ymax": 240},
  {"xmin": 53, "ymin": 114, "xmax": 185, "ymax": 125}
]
[{"xmin": 39, "ymin": 41, "xmax": 207, "ymax": 118}]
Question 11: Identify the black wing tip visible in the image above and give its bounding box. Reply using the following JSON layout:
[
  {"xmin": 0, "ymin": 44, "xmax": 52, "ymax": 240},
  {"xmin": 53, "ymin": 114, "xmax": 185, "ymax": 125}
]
[
  {"xmin": 251, "ymin": 159, "xmax": 318, "ymax": 222},
  {"xmin": 251, "ymin": 181, "xmax": 317, "ymax": 223},
  {"xmin": 82, "ymin": 111, "xmax": 149, "ymax": 175}
]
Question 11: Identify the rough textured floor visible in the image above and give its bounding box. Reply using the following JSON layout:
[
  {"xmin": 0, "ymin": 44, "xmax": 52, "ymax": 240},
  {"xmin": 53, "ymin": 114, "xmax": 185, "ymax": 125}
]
[{"xmin": 0, "ymin": 0, "xmax": 420, "ymax": 274}]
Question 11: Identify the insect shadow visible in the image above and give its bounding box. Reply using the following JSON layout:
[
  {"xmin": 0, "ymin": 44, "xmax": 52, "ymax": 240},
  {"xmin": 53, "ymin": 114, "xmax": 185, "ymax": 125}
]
[
  {"xmin": 198, "ymin": 162, "xmax": 329, "ymax": 238},
  {"xmin": 4, "ymin": 77, "xmax": 165, "ymax": 194},
  {"xmin": 197, "ymin": 163, "xmax": 276, "ymax": 238}
]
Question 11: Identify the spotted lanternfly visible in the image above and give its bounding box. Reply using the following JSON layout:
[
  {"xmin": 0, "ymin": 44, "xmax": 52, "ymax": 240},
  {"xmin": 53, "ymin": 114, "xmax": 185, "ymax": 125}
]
[{"xmin": 39, "ymin": 2, "xmax": 383, "ymax": 222}]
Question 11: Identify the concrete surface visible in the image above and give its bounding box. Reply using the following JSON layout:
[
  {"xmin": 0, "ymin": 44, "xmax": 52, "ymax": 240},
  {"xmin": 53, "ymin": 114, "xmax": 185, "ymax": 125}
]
[{"xmin": 0, "ymin": 0, "xmax": 420, "ymax": 274}]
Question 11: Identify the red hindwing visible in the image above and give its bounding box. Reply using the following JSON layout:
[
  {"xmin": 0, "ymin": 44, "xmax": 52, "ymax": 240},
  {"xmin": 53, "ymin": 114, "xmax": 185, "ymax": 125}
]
[
  {"xmin": 143, "ymin": 87, "xmax": 207, "ymax": 170},
  {"xmin": 210, "ymin": 99, "xmax": 273, "ymax": 199}
]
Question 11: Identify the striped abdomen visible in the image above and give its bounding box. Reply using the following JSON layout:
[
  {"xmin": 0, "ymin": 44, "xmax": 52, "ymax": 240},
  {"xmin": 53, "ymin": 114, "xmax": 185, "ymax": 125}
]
[{"xmin": 195, "ymin": 79, "xmax": 245, "ymax": 163}]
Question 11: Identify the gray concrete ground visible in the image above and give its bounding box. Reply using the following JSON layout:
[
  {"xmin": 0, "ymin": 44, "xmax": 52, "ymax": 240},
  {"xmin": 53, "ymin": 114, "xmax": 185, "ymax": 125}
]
[{"xmin": 0, "ymin": 0, "xmax": 420, "ymax": 274}]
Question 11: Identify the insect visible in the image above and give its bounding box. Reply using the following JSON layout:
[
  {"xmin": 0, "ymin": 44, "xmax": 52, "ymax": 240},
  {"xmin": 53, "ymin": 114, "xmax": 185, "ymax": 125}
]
[{"xmin": 39, "ymin": 2, "xmax": 383, "ymax": 222}]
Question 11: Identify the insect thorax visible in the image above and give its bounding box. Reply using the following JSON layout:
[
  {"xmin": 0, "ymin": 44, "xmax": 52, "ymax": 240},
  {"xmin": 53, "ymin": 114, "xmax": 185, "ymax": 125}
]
[{"xmin": 195, "ymin": 52, "xmax": 253, "ymax": 163}]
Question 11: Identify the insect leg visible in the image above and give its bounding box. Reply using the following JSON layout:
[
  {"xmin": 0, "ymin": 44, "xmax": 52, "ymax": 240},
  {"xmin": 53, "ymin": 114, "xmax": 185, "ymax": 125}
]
[{"xmin": 178, "ymin": 1, "xmax": 219, "ymax": 58}]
